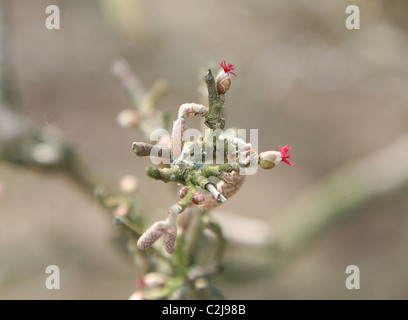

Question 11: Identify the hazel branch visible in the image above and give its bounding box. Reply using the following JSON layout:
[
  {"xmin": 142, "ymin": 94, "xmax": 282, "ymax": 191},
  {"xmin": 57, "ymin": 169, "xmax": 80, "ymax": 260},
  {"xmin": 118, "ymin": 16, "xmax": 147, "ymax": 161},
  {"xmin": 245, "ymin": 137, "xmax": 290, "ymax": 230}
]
[
  {"xmin": 132, "ymin": 141, "xmax": 170, "ymax": 158},
  {"xmin": 112, "ymin": 58, "xmax": 169, "ymax": 136},
  {"xmin": 204, "ymin": 69, "xmax": 225, "ymax": 130},
  {"xmin": 111, "ymin": 59, "xmax": 146, "ymax": 107},
  {"xmin": 141, "ymin": 80, "xmax": 168, "ymax": 117},
  {"xmin": 177, "ymin": 185, "xmax": 197, "ymax": 211},
  {"xmin": 201, "ymin": 163, "xmax": 240, "ymax": 178},
  {"xmin": 145, "ymin": 165, "xmax": 183, "ymax": 183},
  {"xmin": 132, "ymin": 142, "xmax": 154, "ymax": 157}
]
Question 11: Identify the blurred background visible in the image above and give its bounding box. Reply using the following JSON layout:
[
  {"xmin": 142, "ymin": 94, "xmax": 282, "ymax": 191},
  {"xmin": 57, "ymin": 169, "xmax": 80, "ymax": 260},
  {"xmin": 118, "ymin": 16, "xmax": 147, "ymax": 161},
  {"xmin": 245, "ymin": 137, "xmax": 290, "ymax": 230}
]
[{"xmin": 0, "ymin": 0, "xmax": 407, "ymax": 299}]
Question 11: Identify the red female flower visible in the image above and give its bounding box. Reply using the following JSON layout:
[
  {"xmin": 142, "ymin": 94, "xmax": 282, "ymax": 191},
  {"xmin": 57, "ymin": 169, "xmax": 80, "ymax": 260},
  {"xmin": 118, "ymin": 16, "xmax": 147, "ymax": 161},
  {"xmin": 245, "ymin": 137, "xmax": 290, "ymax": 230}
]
[
  {"xmin": 216, "ymin": 61, "xmax": 236, "ymax": 94},
  {"xmin": 279, "ymin": 145, "xmax": 294, "ymax": 166},
  {"xmin": 219, "ymin": 61, "xmax": 237, "ymax": 77}
]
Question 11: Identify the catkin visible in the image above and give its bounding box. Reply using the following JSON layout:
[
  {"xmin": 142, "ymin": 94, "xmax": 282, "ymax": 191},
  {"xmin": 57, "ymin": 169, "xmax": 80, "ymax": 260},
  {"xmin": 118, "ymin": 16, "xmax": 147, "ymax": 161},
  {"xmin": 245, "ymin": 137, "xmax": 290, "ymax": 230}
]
[
  {"xmin": 171, "ymin": 118, "xmax": 187, "ymax": 160},
  {"xmin": 199, "ymin": 172, "xmax": 246, "ymax": 211},
  {"xmin": 178, "ymin": 103, "xmax": 208, "ymax": 118},
  {"xmin": 165, "ymin": 225, "xmax": 177, "ymax": 254},
  {"xmin": 137, "ymin": 222, "xmax": 165, "ymax": 250}
]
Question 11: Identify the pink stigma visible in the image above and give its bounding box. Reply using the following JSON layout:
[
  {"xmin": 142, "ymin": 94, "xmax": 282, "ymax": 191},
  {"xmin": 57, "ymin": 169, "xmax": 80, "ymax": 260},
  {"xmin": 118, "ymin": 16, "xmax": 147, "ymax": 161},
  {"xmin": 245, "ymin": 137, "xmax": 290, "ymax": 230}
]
[
  {"xmin": 219, "ymin": 61, "xmax": 237, "ymax": 77},
  {"xmin": 279, "ymin": 145, "xmax": 294, "ymax": 166}
]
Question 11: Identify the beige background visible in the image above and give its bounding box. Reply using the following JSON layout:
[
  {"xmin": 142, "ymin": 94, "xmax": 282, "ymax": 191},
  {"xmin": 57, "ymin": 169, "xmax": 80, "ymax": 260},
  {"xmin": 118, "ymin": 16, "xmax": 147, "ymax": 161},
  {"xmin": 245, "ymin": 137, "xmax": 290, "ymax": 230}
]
[{"xmin": 0, "ymin": 0, "xmax": 407, "ymax": 299}]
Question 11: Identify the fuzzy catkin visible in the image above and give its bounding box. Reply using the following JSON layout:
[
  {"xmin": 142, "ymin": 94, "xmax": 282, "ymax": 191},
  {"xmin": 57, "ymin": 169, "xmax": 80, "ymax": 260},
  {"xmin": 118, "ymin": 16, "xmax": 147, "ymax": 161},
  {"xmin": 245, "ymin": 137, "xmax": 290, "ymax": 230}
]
[
  {"xmin": 171, "ymin": 118, "xmax": 187, "ymax": 160},
  {"xmin": 165, "ymin": 225, "xmax": 177, "ymax": 254},
  {"xmin": 137, "ymin": 222, "xmax": 165, "ymax": 250},
  {"xmin": 199, "ymin": 172, "xmax": 246, "ymax": 211},
  {"xmin": 178, "ymin": 103, "xmax": 208, "ymax": 118}
]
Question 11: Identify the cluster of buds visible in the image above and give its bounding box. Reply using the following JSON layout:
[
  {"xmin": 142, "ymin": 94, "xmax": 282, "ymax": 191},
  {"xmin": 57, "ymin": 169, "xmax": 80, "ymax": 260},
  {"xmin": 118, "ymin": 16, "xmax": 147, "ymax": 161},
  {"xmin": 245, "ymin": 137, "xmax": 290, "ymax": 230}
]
[
  {"xmin": 132, "ymin": 61, "xmax": 293, "ymax": 254},
  {"xmin": 180, "ymin": 186, "xmax": 205, "ymax": 205}
]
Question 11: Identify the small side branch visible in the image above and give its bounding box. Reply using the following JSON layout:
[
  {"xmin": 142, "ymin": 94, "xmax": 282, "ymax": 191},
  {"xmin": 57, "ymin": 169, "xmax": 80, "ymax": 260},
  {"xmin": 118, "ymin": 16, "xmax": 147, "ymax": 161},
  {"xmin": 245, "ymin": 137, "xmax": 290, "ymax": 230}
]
[
  {"xmin": 204, "ymin": 70, "xmax": 225, "ymax": 130},
  {"xmin": 177, "ymin": 185, "xmax": 197, "ymax": 211},
  {"xmin": 132, "ymin": 141, "xmax": 170, "ymax": 158},
  {"xmin": 145, "ymin": 165, "xmax": 184, "ymax": 183},
  {"xmin": 112, "ymin": 58, "xmax": 169, "ymax": 137}
]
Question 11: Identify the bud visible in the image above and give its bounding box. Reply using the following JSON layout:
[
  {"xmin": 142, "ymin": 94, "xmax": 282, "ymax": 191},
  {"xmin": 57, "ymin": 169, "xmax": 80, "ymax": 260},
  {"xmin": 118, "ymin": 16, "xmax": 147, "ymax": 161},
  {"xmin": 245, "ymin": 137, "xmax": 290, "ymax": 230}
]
[
  {"xmin": 31, "ymin": 143, "xmax": 60, "ymax": 165},
  {"xmin": 120, "ymin": 174, "xmax": 139, "ymax": 193},
  {"xmin": 216, "ymin": 71, "xmax": 231, "ymax": 95},
  {"xmin": 259, "ymin": 151, "xmax": 281, "ymax": 170},
  {"xmin": 116, "ymin": 109, "xmax": 139, "ymax": 128},
  {"xmin": 128, "ymin": 290, "xmax": 146, "ymax": 300},
  {"xmin": 216, "ymin": 61, "xmax": 236, "ymax": 95},
  {"xmin": 194, "ymin": 277, "xmax": 209, "ymax": 290},
  {"xmin": 179, "ymin": 186, "xmax": 189, "ymax": 199},
  {"xmin": 141, "ymin": 272, "xmax": 167, "ymax": 288},
  {"xmin": 259, "ymin": 145, "xmax": 294, "ymax": 169},
  {"xmin": 116, "ymin": 204, "xmax": 129, "ymax": 217},
  {"xmin": 192, "ymin": 192, "xmax": 205, "ymax": 205}
]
